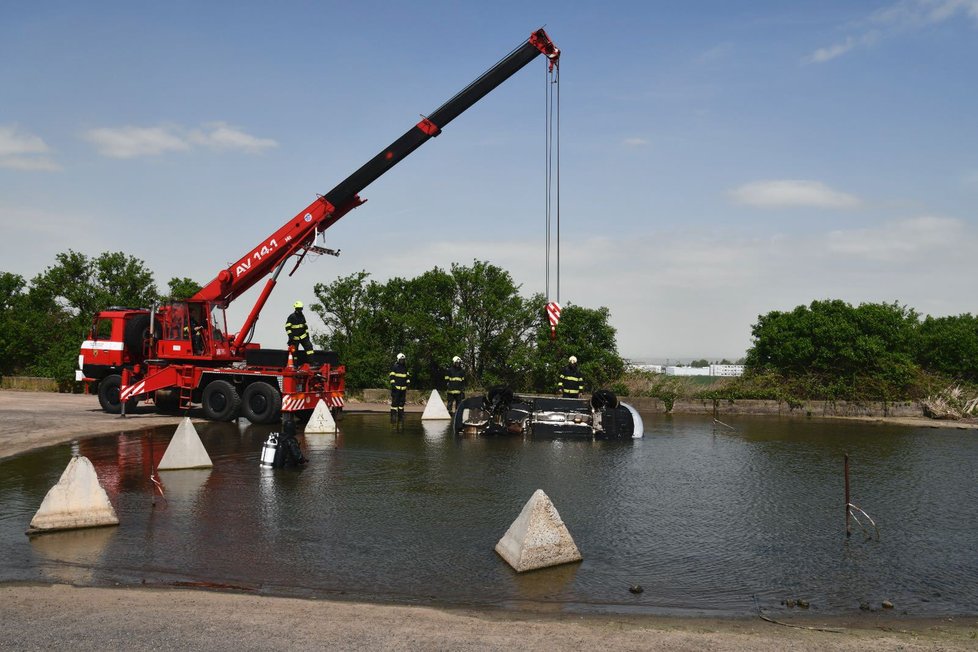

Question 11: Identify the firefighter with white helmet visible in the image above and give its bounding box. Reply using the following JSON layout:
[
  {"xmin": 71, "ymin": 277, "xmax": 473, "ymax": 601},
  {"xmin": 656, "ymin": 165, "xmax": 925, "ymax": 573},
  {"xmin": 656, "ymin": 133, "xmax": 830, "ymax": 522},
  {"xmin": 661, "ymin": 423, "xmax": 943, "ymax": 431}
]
[
  {"xmin": 558, "ymin": 355, "xmax": 583, "ymax": 398},
  {"xmin": 444, "ymin": 355, "xmax": 465, "ymax": 415},
  {"xmin": 285, "ymin": 300, "xmax": 314, "ymax": 368},
  {"xmin": 389, "ymin": 352, "xmax": 410, "ymax": 422}
]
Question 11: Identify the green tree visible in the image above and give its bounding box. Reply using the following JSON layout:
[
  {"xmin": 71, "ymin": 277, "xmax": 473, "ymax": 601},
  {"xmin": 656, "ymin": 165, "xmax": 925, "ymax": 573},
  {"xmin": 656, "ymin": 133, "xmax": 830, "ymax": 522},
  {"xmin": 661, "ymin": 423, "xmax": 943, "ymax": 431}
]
[
  {"xmin": 451, "ymin": 261, "xmax": 539, "ymax": 389},
  {"xmin": 166, "ymin": 277, "xmax": 202, "ymax": 300},
  {"xmin": 690, "ymin": 358, "xmax": 710, "ymax": 368},
  {"xmin": 0, "ymin": 272, "xmax": 36, "ymax": 376},
  {"xmin": 310, "ymin": 271, "xmax": 391, "ymax": 389},
  {"xmin": 745, "ymin": 299, "xmax": 920, "ymax": 399},
  {"xmin": 30, "ymin": 250, "xmax": 158, "ymax": 319},
  {"xmin": 529, "ymin": 303, "xmax": 624, "ymax": 393},
  {"xmin": 13, "ymin": 251, "xmax": 159, "ymax": 387},
  {"xmin": 311, "ymin": 262, "xmax": 540, "ymax": 391},
  {"xmin": 310, "ymin": 261, "xmax": 622, "ymax": 394},
  {"xmin": 916, "ymin": 314, "xmax": 978, "ymax": 382}
]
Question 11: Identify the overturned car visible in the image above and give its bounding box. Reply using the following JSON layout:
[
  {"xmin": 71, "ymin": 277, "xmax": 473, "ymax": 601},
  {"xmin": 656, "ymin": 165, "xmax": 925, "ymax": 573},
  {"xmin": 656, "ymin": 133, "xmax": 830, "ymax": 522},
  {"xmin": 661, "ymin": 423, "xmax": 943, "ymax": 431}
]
[{"xmin": 452, "ymin": 386, "xmax": 643, "ymax": 440}]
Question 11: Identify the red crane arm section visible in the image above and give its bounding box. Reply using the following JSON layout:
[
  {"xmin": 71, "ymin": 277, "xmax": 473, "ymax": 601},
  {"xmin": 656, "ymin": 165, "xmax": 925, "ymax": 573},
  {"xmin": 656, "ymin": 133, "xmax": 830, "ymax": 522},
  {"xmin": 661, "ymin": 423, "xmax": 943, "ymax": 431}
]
[
  {"xmin": 192, "ymin": 27, "xmax": 559, "ymax": 309},
  {"xmin": 193, "ymin": 195, "xmax": 363, "ymax": 304}
]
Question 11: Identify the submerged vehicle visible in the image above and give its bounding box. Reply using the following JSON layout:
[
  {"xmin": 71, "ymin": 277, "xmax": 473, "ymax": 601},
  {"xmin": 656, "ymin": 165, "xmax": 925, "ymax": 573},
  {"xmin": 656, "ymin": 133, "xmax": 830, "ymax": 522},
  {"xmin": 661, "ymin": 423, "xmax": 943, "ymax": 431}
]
[{"xmin": 453, "ymin": 387, "xmax": 643, "ymax": 440}]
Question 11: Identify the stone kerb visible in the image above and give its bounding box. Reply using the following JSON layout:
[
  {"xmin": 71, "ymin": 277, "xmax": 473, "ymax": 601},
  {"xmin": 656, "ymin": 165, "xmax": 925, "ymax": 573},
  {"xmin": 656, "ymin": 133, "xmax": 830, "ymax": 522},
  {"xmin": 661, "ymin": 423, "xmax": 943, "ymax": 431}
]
[
  {"xmin": 29, "ymin": 456, "xmax": 119, "ymax": 533},
  {"xmin": 495, "ymin": 489, "xmax": 582, "ymax": 572}
]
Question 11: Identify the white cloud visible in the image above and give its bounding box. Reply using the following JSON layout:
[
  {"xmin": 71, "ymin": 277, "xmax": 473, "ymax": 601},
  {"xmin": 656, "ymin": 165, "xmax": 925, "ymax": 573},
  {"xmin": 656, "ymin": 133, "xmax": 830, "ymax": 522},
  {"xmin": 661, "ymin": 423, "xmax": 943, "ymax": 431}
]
[
  {"xmin": 0, "ymin": 156, "xmax": 62, "ymax": 171},
  {"xmin": 806, "ymin": 0, "xmax": 978, "ymax": 63},
  {"xmin": 806, "ymin": 37, "xmax": 858, "ymax": 63},
  {"xmin": 0, "ymin": 125, "xmax": 60, "ymax": 171},
  {"xmin": 826, "ymin": 215, "xmax": 965, "ymax": 261},
  {"xmin": 730, "ymin": 180, "xmax": 860, "ymax": 209},
  {"xmin": 188, "ymin": 122, "xmax": 278, "ymax": 153},
  {"xmin": 82, "ymin": 125, "xmax": 190, "ymax": 158},
  {"xmin": 622, "ymin": 137, "xmax": 649, "ymax": 147},
  {"xmin": 82, "ymin": 122, "xmax": 278, "ymax": 159},
  {"xmin": 871, "ymin": 0, "xmax": 978, "ymax": 29}
]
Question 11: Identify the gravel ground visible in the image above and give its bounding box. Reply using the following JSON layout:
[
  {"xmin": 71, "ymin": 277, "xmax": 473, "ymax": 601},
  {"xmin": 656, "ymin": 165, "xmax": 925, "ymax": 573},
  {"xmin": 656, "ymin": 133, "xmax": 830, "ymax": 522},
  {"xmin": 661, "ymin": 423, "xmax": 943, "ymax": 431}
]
[{"xmin": 2, "ymin": 389, "xmax": 976, "ymax": 650}]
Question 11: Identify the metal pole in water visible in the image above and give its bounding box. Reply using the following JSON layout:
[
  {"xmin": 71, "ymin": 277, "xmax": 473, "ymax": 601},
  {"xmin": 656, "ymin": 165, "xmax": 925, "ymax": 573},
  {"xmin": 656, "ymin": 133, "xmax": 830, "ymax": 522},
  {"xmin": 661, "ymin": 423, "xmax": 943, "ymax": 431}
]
[{"xmin": 844, "ymin": 453, "xmax": 851, "ymax": 538}]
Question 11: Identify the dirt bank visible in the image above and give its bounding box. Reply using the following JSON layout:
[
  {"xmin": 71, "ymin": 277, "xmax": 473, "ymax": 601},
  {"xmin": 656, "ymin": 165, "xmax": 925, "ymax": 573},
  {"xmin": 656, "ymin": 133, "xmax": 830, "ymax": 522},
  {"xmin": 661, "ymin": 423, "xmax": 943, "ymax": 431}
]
[
  {"xmin": 2, "ymin": 390, "xmax": 976, "ymax": 649},
  {"xmin": 0, "ymin": 389, "xmax": 418, "ymax": 460},
  {"xmin": 0, "ymin": 584, "xmax": 975, "ymax": 651}
]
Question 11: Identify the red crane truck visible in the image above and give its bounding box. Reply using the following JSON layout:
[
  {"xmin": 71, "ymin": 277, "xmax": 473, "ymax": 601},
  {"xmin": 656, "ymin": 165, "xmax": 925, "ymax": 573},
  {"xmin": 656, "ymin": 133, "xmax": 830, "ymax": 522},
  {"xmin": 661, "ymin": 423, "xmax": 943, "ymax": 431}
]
[{"xmin": 76, "ymin": 28, "xmax": 560, "ymax": 424}]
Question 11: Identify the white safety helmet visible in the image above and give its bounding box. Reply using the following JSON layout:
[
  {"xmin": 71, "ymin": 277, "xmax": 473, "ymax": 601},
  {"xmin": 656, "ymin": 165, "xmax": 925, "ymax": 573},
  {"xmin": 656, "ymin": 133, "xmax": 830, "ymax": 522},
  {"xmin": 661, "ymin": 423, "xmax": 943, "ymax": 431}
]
[
  {"xmin": 452, "ymin": 356, "xmax": 461, "ymax": 364},
  {"xmin": 397, "ymin": 352, "xmax": 406, "ymax": 360},
  {"xmin": 569, "ymin": 355, "xmax": 577, "ymax": 364},
  {"xmin": 293, "ymin": 300, "xmax": 303, "ymax": 309}
]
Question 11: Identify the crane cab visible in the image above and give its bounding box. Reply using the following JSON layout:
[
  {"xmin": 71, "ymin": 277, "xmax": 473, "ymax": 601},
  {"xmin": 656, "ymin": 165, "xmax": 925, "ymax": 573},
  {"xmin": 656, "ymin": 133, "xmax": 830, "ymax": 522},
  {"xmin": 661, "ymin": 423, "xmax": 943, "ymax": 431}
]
[{"xmin": 154, "ymin": 300, "xmax": 238, "ymax": 362}]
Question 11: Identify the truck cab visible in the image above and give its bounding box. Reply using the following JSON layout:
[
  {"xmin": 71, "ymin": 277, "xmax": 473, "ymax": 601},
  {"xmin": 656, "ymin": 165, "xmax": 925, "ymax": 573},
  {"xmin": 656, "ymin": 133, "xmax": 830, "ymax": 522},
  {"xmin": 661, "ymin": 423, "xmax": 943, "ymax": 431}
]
[
  {"xmin": 77, "ymin": 308, "xmax": 150, "ymax": 383},
  {"xmin": 153, "ymin": 300, "xmax": 238, "ymax": 362}
]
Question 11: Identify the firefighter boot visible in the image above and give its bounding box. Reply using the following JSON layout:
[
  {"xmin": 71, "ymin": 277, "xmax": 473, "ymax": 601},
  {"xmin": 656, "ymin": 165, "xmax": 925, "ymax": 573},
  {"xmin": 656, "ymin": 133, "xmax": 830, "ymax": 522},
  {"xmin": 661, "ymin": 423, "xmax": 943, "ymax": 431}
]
[
  {"xmin": 390, "ymin": 409, "xmax": 397, "ymax": 424},
  {"xmin": 397, "ymin": 408, "xmax": 405, "ymax": 422}
]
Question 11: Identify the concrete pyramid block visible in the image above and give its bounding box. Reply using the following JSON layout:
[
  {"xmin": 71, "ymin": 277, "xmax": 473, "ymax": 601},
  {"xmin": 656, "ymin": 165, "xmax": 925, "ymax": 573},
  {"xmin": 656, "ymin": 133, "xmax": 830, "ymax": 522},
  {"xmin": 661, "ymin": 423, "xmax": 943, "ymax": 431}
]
[
  {"xmin": 305, "ymin": 399, "xmax": 337, "ymax": 433},
  {"xmin": 158, "ymin": 417, "xmax": 213, "ymax": 470},
  {"xmin": 495, "ymin": 489, "xmax": 582, "ymax": 572},
  {"xmin": 421, "ymin": 390, "xmax": 452, "ymax": 420},
  {"xmin": 29, "ymin": 456, "xmax": 119, "ymax": 534}
]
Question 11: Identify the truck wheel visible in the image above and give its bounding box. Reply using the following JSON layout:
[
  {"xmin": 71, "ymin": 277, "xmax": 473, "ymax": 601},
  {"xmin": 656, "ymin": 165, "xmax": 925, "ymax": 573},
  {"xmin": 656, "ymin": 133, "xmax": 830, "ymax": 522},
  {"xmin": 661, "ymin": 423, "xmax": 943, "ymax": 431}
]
[
  {"xmin": 124, "ymin": 314, "xmax": 162, "ymax": 357},
  {"xmin": 590, "ymin": 389, "xmax": 619, "ymax": 410},
  {"xmin": 241, "ymin": 382, "xmax": 281, "ymax": 424},
  {"xmin": 202, "ymin": 380, "xmax": 241, "ymax": 421},
  {"xmin": 154, "ymin": 389, "xmax": 181, "ymax": 414},
  {"xmin": 98, "ymin": 374, "xmax": 136, "ymax": 414}
]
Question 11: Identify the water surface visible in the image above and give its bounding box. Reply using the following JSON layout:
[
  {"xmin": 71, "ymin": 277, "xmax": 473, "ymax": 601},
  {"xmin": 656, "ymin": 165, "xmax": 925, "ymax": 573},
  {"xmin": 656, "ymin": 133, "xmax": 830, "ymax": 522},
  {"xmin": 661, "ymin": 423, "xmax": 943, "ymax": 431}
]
[{"xmin": 1, "ymin": 413, "xmax": 975, "ymax": 616}]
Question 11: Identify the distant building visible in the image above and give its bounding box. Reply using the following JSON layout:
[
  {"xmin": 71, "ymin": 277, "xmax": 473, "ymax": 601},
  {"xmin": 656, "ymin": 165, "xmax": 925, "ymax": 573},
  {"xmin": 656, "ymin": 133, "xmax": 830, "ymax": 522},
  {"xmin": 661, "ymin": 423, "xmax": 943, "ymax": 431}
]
[
  {"xmin": 664, "ymin": 364, "xmax": 744, "ymax": 377},
  {"xmin": 665, "ymin": 366, "xmax": 711, "ymax": 376},
  {"xmin": 709, "ymin": 364, "xmax": 745, "ymax": 377},
  {"xmin": 630, "ymin": 363, "xmax": 664, "ymax": 373}
]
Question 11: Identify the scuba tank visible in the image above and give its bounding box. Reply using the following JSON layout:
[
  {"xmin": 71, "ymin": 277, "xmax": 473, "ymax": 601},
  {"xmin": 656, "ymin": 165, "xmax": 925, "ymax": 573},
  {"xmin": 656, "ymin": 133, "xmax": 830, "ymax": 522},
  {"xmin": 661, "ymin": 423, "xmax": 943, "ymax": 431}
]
[{"xmin": 260, "ymin": 433, "xmax": 279, "ymax": 467}]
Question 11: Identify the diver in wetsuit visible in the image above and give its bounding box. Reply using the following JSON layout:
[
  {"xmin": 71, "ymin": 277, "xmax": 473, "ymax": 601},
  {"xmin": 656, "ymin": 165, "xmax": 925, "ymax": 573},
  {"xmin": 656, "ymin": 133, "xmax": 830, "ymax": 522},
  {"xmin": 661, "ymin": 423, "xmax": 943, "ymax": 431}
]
[{"xmin": 273, "ymin": 413, "xmax": 308, "ymax": 467}]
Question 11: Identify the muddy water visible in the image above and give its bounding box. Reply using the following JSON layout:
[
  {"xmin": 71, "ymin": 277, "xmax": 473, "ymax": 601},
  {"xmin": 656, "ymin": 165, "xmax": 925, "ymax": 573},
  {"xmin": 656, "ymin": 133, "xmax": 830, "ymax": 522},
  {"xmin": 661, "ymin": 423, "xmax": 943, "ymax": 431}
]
[{"xmin": 1, "ymin": 413, "xmax": 976, "ymax": 616}]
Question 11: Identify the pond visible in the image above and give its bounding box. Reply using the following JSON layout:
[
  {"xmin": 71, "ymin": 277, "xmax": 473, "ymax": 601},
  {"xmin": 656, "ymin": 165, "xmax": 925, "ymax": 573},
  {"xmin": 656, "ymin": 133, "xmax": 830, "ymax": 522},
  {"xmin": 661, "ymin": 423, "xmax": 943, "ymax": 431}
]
[{"xmin": 1, "ymin": 413, "xmax": 976, "ymax": 616}]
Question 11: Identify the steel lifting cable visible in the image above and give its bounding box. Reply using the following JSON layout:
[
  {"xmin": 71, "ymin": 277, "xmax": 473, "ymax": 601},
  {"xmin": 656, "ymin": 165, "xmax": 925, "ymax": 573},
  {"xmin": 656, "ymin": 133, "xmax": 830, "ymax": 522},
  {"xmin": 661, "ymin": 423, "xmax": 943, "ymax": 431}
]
[
  {"xmin": 544, "ymin": 58, "xmax": 560, "ymax": 303},
  {"xmin": 555, "ymin": 61, "xmax": 561, "ymax": 303},
  {"xmin": 545, "ymin": 63, "xmax": 551, "ymax": 302}
]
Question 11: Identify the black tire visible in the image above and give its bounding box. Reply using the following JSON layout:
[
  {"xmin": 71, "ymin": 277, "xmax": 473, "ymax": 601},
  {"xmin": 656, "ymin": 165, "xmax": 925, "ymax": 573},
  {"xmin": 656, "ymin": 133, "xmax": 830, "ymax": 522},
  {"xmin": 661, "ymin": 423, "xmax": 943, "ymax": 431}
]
[
  {"xmin": 154, "ymin": 389, "xmax": 181, "ymax": 414},
  {"xmin": 202, "ymin": 380, "xmax": 241, "ymax": 421},
  {"xmin": 590, "ymin": 389, "xmax": 620, "ymax": 410},
  {"xmin": 98, "ymin": 374, "xmax": 136, "ymax": 414},
  {"xmin": 123, "ymin": 314, "xmax": 162, "ymax": 357},
  {"xmin": 241, "ymin": 382, "xmax": 281, "ymax": 424}
]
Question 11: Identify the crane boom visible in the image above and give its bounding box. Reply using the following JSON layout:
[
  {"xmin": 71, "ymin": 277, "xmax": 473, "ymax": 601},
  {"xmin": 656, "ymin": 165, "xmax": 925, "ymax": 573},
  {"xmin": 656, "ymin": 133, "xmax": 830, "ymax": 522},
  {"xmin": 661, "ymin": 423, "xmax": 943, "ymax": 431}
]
[
  {"xmin": 194, "ymin": 28, "xmax": 559, "ymax": 326},
  {"xmin": 78, "ymin": 29, "xmax": 558, "ymax": 423}
]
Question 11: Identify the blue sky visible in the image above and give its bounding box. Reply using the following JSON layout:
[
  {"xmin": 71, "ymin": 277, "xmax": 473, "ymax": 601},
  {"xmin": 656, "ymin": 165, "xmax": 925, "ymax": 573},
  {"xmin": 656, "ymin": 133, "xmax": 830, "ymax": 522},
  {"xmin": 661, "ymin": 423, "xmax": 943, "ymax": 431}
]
[{"xmin": 2, "ymin": 1, "xmax": 977, "ymax": 361}]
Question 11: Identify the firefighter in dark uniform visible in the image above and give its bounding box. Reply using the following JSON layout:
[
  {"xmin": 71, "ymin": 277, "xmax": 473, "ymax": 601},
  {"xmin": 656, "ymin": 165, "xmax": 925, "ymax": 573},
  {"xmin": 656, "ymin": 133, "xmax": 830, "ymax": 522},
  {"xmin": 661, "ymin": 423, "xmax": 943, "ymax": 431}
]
[
  {"xmin": 389, "ymin": 352, "xmax": 410, "ymax": 422},
  {"xmin": 558, "ymin": 355, "xmax": 583, "ymax": 398},
  {"xmin": 444, "ymin": 355, "xmax": 465, "ymax": 415},
  {"xmin": 285, "ymin": 300, "xmax": 314, "ymax": 368}
]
